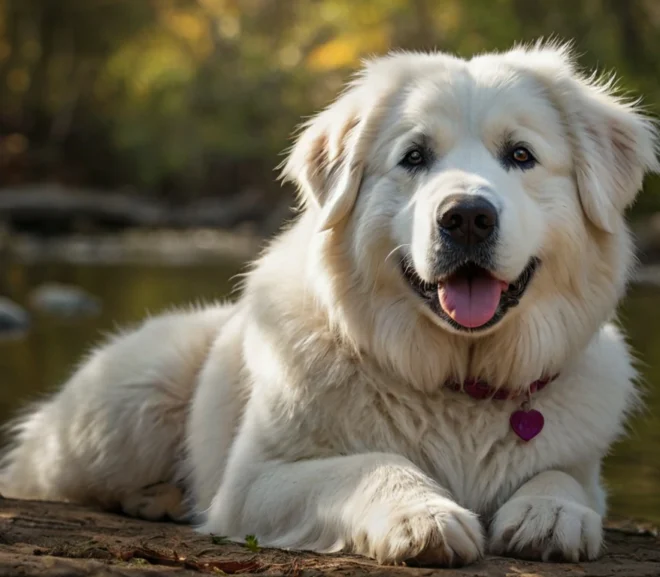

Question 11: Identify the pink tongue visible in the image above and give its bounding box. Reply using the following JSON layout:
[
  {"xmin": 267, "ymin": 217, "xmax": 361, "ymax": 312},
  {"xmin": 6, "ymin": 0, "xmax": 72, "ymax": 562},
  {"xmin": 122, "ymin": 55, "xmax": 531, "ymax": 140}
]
[{"xmin": 438, "ymin": 275, "xmax": 504, "ymax": 328}]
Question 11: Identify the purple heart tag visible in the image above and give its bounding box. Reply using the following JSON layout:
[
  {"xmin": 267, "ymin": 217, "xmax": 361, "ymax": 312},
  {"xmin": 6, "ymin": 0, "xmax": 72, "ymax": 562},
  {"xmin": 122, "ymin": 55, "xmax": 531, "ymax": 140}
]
[{"xmin": 510, "ymin": 409, "xmax": 544, "ymax": 441}]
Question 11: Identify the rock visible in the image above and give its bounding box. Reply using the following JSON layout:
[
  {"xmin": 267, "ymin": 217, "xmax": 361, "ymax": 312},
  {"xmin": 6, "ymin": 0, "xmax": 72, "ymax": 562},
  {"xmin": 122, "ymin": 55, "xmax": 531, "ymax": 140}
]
[
  {"xmin": 0, "ymin": 498, "xmax": 658, "ymax": 576},
  {"xmin": 29, "ymin": 284, "xmax": 101, "ymax": 317},
  {"xmin": 0, "ymin": 297, "xmax": 29, "ymax": 339}
]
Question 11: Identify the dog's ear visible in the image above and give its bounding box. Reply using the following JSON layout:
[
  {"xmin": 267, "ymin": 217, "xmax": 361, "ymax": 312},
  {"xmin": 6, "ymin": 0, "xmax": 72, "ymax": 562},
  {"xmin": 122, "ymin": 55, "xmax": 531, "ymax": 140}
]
[
  {"xmin": 512, "ymin": 44, "xmax": 659, "ymax": 233},
  {"xmin": 566, "ymin": 75, "xmax": 659, "ymax": 232},
  {"xmin": 280, "ymin": 81, "xmax": 388, "ymax": 232}
]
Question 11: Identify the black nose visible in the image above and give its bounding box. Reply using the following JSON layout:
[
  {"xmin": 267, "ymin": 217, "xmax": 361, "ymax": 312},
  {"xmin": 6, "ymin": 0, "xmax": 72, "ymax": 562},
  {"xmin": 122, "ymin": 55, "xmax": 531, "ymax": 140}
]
[{"xmin": 437, "ymin": 194, "xmax": 498, "ymax": 246}]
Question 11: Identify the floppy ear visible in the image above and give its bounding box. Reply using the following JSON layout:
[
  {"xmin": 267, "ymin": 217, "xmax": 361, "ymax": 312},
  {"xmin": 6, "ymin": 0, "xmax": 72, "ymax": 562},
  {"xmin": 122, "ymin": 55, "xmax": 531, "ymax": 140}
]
[
  {"xmin": 565, "ymin": 76, "xmax": 659, "ymax": 232},
  {"xmin": 280, "ymin": 83, "xmax": 388, "ymax": 232},
  {"xmin": 514, "ymin": 44, "xmax": 660, "ymax": 233}
]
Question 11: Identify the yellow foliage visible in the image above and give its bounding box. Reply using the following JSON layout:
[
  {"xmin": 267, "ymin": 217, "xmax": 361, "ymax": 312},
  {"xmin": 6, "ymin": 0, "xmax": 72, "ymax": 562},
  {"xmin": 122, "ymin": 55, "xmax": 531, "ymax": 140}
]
[
  {"xmin": 306, "ymin": 28, "xmax": 390, "ymax": 71},
  {"xmin": 197, "ymin": 0, "xmax": 240, "ymax": 17},
  {"xmin": 432, "ymin": 1, "xmax": 461, "ymax": 35},
  {"xmin": 159, "ymin": 7, "xmax": 212, "ymax": 59},
  {"xmin": 218, "ymin": 15, "xmax": 241, "ymax": 39}
]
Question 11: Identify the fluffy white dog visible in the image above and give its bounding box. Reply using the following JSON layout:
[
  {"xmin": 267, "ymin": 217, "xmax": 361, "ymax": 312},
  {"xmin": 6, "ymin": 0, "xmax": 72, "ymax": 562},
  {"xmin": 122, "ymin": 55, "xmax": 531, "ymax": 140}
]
[{"xmin": 1, "ymin": 42, "xmax": 658, "ymax": 567}]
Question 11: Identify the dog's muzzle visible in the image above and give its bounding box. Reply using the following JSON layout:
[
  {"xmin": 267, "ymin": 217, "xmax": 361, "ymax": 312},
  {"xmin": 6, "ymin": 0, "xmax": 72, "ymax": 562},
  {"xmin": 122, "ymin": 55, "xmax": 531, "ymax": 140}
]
[{"xmin": 399, "ymin": 195, "xmax": 538, "ymax": 332}]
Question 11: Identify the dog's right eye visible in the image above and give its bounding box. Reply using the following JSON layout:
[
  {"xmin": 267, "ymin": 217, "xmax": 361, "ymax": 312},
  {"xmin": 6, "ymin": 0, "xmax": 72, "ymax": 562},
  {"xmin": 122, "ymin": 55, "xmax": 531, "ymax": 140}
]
[{"xmin": 400, "ymin": 147, "xmax": 427, "ymax": 170}]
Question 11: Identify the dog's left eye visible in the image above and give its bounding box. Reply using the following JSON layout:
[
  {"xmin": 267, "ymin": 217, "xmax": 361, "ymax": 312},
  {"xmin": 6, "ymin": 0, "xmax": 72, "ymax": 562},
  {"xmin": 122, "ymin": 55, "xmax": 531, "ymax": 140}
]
[
  {"xmin": 400, "ymin": 147, "xmax": 428, "ymax": 170},
  {"xmin": 506, "ymin": 145, "xmax": 537, "ymax": 170}
]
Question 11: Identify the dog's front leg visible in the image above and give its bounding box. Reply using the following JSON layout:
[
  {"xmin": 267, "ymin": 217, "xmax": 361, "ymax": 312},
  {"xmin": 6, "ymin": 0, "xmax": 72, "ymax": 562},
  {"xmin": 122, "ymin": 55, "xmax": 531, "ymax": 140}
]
[
  {"xmin": 489, "ymin": 470, "xmax": 603, "ymax": 562},
  {"xmin": 201, "ymin": 451, "xmax": 484, "ymax": 566}
]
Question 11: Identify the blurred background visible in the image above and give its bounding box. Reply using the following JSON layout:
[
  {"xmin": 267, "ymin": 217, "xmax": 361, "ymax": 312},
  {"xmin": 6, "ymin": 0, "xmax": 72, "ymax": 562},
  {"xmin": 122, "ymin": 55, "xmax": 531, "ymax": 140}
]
[{"xmin": 1, "ymin": 0, "xmax": 660, "ymax": 525}]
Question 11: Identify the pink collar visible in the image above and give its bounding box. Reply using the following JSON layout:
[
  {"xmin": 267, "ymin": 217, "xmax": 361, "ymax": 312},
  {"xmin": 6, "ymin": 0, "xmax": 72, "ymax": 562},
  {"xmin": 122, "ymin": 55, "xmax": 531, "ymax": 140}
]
[
  {"xmin": 443, "ymin": 374, "xmax": 558, "ymax": 401},
  {"xmin": 443, "ymin": 374, "xmax": 559, "ymax": 442}
]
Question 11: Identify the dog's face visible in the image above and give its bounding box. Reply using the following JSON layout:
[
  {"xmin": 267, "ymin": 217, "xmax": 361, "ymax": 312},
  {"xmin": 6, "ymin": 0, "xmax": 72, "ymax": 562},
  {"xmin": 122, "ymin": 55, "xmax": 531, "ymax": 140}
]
[
  {"xmin": 385, "ymin": 61, "xmax": 560, "ymax": 334},
  {"xmin": 283, "ymin": 44, "xmax": 658, "ymax": 381}
]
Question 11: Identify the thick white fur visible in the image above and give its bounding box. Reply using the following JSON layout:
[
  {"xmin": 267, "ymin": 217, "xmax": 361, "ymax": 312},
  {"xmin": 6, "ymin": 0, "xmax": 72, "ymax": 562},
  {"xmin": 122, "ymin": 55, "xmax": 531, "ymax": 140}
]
[{"xmin": 1, "ymin": 43, "xmax": 659, "ymax": 566}]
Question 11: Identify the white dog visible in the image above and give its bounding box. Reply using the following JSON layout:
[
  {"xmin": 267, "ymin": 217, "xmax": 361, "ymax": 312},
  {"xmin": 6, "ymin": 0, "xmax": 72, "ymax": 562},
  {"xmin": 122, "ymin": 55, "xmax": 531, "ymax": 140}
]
[{"xmin": 1, "ymin": 42, "xmax": 658, "ymax": 567}]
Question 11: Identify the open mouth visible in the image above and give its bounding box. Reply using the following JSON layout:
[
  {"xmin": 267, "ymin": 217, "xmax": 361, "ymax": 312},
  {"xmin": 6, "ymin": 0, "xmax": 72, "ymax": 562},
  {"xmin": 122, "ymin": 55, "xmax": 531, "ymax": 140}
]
[{"xmin": 400, "ymin": 257, "xmax": 540, "ymax": 332}]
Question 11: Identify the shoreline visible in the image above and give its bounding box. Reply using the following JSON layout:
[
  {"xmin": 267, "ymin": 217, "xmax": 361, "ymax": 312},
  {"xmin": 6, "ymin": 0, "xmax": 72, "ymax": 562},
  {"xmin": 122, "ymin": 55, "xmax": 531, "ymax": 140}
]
[
  {"xmin": 0, "ymin": 228, "xmax": 264, "ymax": 267},
  {"xmin": 2, "ymin": 229, "xmax": 660, "ymax": 288}
]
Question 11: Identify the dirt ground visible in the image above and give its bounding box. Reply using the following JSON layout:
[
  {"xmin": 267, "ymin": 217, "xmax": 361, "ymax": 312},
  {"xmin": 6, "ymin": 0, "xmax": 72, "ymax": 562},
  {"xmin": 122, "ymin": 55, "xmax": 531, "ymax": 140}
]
[{"xmin": 0, "ymin": 498, "xmax": 658, "ymax": 577}]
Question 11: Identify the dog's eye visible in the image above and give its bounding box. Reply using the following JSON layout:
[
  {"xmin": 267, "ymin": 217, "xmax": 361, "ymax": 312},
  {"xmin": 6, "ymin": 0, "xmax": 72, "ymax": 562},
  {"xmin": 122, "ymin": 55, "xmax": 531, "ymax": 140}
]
[
  {"xmin": 512, "ymin": 148, "xmax": 529, "ymax": 163},
  {"xmin": 506, "ymin": 145, "xmax": 537, "ymax": 170},
  {"xmin": 400, "ymin": 147, "xmax": 427, "ymax": 170}
]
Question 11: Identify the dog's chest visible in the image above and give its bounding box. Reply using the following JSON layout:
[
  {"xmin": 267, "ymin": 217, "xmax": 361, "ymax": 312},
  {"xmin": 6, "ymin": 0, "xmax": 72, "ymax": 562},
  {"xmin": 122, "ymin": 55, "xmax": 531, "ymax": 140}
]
[{"xmin": 298, "ymin": 373, "xmax": 627, "ymax": 516}]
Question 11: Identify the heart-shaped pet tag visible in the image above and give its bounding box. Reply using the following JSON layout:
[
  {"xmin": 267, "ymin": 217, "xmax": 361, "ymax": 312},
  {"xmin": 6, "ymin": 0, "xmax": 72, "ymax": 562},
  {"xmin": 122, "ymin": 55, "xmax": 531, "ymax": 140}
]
[{"xmin": 510, "ymin": 409, "xmax": 544, "ymax": 441}]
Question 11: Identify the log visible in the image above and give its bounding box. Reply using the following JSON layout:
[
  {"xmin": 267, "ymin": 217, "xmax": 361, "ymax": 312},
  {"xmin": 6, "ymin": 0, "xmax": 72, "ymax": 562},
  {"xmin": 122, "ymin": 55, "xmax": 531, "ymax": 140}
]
[
  {"xmin": 0, "ymin": 184, "xmax": 167, "ymax": 233},
  {"xmin": 0, "ymin": 184, "xmax": 282, "ymax": 235},
  {"xmin": 0, "ymin": 498, "xmax": 658, "ymax": 576}
]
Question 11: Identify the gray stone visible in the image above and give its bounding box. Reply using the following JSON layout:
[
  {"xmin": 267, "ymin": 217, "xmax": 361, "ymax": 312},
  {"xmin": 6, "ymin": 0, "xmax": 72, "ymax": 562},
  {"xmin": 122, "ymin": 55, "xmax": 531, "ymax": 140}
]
[
  {"xmin": 0, "ymin": 297, "xmax": 30, "ymax": 338},
  {"xmin": 30, "ymin": 283, "xmax": 101, "ymax": 317}
]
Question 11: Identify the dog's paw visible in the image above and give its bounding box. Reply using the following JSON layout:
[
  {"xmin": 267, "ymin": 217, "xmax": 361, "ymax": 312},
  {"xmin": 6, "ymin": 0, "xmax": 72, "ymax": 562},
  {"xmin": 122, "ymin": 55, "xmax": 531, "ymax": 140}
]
[
  {"xmin": 355, "ymin": 496, "xmax": 484, "ymax": 566},
  {"xmin": 120, "ymin": 482, "xmax": 189, "ymax": 522},
  {"xmin": 489, "ymin": 496, "xmax": 602, "ymax": 562}
]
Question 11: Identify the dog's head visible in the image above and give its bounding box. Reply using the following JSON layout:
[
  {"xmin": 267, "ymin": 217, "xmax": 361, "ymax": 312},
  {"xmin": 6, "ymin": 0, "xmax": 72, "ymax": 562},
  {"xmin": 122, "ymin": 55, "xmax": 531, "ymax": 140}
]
[{"xmin": 281, "ymin": 43, "xmax": 659, "ymax": 387}]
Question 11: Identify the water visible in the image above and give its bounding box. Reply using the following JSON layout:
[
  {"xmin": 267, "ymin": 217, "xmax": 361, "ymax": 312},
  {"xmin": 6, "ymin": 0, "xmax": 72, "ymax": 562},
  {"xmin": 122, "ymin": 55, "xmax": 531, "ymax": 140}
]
[{"xmin": 1, "ymin": 261, "xmax": 659, "ymax": 523}]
